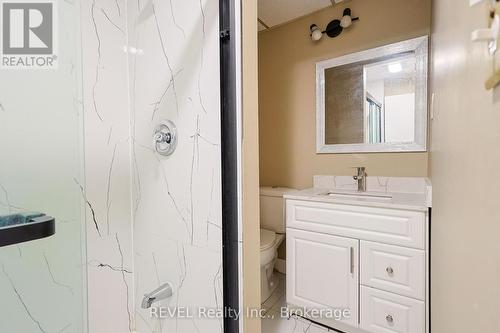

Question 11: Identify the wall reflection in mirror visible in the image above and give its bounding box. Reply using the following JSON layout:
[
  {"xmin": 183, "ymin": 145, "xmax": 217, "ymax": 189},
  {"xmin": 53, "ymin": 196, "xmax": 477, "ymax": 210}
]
[
  {"xmin": 365, "ymin": 53, "xmax": 416, "ymax": 144},
  {"xmin": 317, "ymin": 36, "xmax": 428, "ymax": 153}
]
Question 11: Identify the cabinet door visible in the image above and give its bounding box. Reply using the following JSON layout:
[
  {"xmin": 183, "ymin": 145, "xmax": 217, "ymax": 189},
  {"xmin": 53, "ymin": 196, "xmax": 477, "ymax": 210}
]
[{"xmin": 287, "ymin": 228, "xmax": 359, "ymax": 327}]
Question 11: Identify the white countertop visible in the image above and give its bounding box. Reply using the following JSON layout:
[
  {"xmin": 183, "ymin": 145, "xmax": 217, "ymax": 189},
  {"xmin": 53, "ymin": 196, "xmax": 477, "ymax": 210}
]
[
  {"xmin": 284, "ymin": 176, "xmax": 432, "ymax": 212},
  {"xmin": 284, "ymin": 188, "xmax": 429, "ymax": 211}
]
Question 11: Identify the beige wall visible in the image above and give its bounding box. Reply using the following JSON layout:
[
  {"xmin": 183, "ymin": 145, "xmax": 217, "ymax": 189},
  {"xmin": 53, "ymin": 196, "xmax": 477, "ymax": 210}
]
[
  {"xmin": 258, "ymin": 0, "xmax": 431, "ymax": 189},
  {"xmin": 430, "ymin": 1, "xmax": 500, "ymax": 332},
  {"xmin": 242, "ymin": 0, "xmax": 261, "ymax": 332}
]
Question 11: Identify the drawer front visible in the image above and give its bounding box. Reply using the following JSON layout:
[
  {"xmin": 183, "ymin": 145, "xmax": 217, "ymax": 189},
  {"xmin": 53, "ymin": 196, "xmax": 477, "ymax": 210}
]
[
  {"xmin": 286, "ymin": 200, "xmax": 426, "ymax": 249},
  {"xmin": 361, "ymin": 241, "xmax": 426, "ymax": 300},
  {"xmin": 361, "ymin": 287, "xmax": 425, "ymax": 333}
]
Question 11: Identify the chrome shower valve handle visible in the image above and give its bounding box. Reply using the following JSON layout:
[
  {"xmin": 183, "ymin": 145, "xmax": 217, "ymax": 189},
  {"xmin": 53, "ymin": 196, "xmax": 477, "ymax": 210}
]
[
  {"xmin": 154, "ymin": 120, "xmax": 177, "ymax": 157},
  {"xmin": 154, "ymin": 132, "xmax": 171, "ymax": 144}
]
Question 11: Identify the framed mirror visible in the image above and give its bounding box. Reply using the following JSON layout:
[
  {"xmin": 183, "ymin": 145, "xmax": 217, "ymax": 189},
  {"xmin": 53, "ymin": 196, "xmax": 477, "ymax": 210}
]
[{"xmin": 316, "ymin": 36, "xmax": 428, "ymax": 153}]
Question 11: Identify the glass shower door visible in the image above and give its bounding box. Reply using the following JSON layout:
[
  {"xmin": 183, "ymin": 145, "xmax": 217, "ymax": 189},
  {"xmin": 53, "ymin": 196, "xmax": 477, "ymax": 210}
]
[{"xmin": 0, "ymin": 0, "xmax": 87, "ymax": 331}]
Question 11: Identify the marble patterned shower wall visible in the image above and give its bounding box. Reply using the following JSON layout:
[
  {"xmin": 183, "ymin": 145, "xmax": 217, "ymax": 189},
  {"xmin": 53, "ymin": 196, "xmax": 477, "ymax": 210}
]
[
  {"xmin": 81, "ymin": 0, "xmax": 134, "ymax": 331},
  {"xmin": 127, "ymin": 0, "xmax": 223, "ymax": 331},
  {"xmin": 81, "ymin": 0, "xmax": 223, "ymax": 331}
]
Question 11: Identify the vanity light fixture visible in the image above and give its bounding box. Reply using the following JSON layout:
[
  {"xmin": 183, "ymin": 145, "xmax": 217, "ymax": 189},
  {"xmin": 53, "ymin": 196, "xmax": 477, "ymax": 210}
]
[{"xmin": 309, "ymin": 8, "xmax": 359, "ymax": 42}]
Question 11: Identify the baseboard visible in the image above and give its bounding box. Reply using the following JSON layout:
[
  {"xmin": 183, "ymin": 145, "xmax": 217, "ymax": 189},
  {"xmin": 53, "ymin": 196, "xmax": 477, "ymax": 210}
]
[{"xmin": 275, "ymin": 258, "xmax": 286, "ymax": 274}]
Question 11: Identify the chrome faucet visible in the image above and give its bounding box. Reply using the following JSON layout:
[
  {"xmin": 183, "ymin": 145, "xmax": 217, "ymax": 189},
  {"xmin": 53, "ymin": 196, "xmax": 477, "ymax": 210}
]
[
  {"xmin": 141, "ymin": 282, "xmax": 173, "ymax": 309},
  {"xmin": 353, "ymin": 167, "xmax": 367, "ymax": 192}
]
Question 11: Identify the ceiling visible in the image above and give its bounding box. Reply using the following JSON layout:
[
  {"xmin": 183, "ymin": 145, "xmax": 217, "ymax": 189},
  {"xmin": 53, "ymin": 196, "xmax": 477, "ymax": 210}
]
[
  {"xmin": 365, "ymin": 55, "xmax": 417, "ymax": 83},
  {"xmin": 258, "ymin": 0, "xmax": 347, "ymax": 32}
]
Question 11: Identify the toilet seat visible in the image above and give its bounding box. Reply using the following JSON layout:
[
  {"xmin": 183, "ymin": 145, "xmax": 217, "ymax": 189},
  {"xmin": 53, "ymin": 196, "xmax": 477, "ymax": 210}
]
[{"xmin": 260, "ymin": 229, "xmax": 276, "ymax": 251}]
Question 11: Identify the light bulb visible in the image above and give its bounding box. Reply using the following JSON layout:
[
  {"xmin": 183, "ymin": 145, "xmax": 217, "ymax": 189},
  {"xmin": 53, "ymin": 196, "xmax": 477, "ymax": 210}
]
[
  {"xmin": 310, "ymin": 24, "xmax": 323, "ymax": 41},
  {"xmin": 340, "ymin": 15, "xmax": 352, "ymax": 28},
  {"xmin": 311, "ymin": 29, "xmax": 323, "ymax": 41}
]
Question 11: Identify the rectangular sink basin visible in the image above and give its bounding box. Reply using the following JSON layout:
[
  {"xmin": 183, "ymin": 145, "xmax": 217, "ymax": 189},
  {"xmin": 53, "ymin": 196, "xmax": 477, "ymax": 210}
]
[{"xmin": 323, "ymin": 191, "xmax": 393, "ymax": 201}]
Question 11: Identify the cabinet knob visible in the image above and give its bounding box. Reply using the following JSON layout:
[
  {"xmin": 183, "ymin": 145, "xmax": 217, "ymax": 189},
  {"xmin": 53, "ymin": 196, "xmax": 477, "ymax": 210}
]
[
  {"xmin": 386, "ymin": 266, "xmax": 394, "ymax": 275},
  {"xmin": 386, "ymin": 314, "xmax": 394, "ymax": 324}
]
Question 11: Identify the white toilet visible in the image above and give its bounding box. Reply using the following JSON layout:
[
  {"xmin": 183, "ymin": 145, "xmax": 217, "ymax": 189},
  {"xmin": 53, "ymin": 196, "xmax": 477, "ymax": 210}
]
[{"xmin": 260, "ymin": 186, "xmax": 295, "ymax": 303}]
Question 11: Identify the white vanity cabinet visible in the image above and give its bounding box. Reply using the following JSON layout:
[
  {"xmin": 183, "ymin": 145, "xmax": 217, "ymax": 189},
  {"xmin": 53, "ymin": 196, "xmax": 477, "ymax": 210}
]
[{"xmin": 286, "ymin": 199, "xmax": 429, "ymax": 333}]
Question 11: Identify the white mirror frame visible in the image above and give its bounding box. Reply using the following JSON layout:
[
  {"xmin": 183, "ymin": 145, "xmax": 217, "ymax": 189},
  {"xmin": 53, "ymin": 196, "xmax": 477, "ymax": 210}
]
[{"xmin": 316, "ymin": 36, "xmax": 429, "ymax": 154}]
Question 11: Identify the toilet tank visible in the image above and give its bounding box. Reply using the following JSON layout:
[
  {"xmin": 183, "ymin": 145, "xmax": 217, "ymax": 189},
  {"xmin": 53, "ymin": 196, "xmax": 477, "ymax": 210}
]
[{"xmin": 260, "ymin": 186, "xmax": 296, "ymax": 234}]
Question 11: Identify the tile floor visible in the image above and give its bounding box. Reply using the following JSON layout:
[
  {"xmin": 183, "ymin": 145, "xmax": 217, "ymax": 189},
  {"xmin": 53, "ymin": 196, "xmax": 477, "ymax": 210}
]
[{"xmin": 261, "ymin": 273, "xmax": 334, "ymax": 333}]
